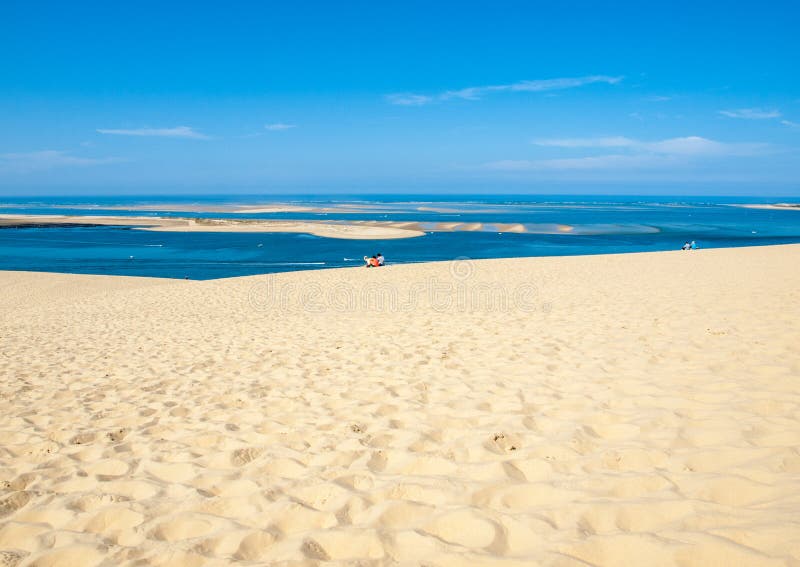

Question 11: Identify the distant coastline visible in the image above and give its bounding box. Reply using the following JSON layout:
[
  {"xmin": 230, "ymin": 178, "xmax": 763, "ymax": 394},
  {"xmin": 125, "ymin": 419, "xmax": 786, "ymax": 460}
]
[
  {"xmin": 735, "ymin": 203, "xmax": 800, "ymax": 211},
  {"xmin": 0, "ymin": 213, "xmax": 582, "ymax": 238},
  {"xmin": 3, "ymin": 198, "xmax": 800, "ymax": 280},
  {"xmin": 0, "ymin": 214, "xmax": 424, "ymax": 240}
]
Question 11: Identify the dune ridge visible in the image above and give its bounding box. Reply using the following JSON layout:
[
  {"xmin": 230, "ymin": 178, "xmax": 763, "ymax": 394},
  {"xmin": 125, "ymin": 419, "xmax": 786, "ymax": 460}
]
[{"xmin": 1, "ymin": 245, "xmax": 799, "ymax": 565}]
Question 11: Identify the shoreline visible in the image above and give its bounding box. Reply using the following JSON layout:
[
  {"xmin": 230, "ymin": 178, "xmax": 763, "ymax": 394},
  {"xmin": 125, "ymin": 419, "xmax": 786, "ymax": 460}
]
[{"xmin": 1, "ymin": 242, "xmax": 798, "ymax": 282}]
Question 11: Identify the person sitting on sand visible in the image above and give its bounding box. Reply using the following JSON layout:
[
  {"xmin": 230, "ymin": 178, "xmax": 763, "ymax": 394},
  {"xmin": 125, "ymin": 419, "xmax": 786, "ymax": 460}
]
[
  {"xmin": 690, "ymin": 240, "xmax": 697, "ymax": 250},
  {"xmin": 364, "ymin": 255, "xmax": 380, "ymax": 267},
  {"xmin": 376, "ymin": 252, "xmax": 385, "ymax": 266},
  {"xmin": 682, "ymin": 242, "xmax": 691, "ymax": 250}
]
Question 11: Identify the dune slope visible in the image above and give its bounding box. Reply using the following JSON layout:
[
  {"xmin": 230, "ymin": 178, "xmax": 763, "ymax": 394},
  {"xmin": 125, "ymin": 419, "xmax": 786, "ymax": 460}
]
[{"xmin": 1, "ymin": 245, "xmax": 799, "ymax": 566}]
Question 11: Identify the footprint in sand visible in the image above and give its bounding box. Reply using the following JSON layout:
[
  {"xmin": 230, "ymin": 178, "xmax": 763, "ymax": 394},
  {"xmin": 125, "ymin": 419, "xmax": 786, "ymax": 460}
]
[
  {"xmin": 106, "ymin": 428, "xmax": 129, "ymax": 443},
  {"xmin": 385, "ymin": 531, "xmax": 440, "ymax": 562},
  {"xmin": 378, "ymin": 501, "xmax": 434, "ymax": 529},
  {"xmin": 289, "ymin": 483, "xmax": 351, "ymax": 512},
  {"xmin": 521, "ymin": 416, "xmax": 540, "ymax": 431},
  {"xmin": 85, "ymin": 507, "xmax": 145, "ymax": 534},
  {"xmin": 24, "ymin": 545, "xmax": 104, "ymax": 567},
  {"xmin": 303, "ymin": 531, "xmax": 384, "ymax": 561},
  {"xmin": 334, "ymin": 474, "xmax": 374, "ymax": 492},
  {"xmin": 486, "ymin": 432, "xmax": 522, "ymax": 454},
  {"xmin": 230, "ymin": 447, "xmax": 264, "ymax": 467},
  {"xmin": 678, "ymin": 475, "xmax": 777, "ymax": 507},
  {"xmin": 273, "ymin": 503, "xmax": 337, "ymax": 534},
  {"xmin": 473, "ymin": 483, "xmax": 579, "ymax": 510},
  {"xmin": 145, "ymin": 462, "xmax": 197, "ymax": 483},
  {"xmin": 70, "ymin": 493, "xmax": 128, "ymax": 513},
  {"xmin": 367, "ymin": 451, "xmax": 388, "ymax": 472},
  {"xmin": 4, "ymin": 474, "xmax": 35, "ymax": 492},
  {"xmin": 84, "ymin": 458, "xmax": 129, "ymax": 478},
  {"xmin": 423, "ymin": 509, "xmax": 499, "ymax": 549},
  {"xmin": 69, "ymin": 432, "xmax": 96, "ymax": 445},
  {"xmin": 0, "ymin": 550, "xmax": 28, "ymax": 567},
  {"xmin": 0, "ymin": 492, "xmax": 31, "ymax": 518},
  {"xmin": 583, "ymin": 422, "xmax": 641, "ymax": 441},
  {"xmin": 503, "ymin": 458, "xmax": 553, "ymax": 482},
  {"xmin": 262, "ymin": 457, "xmax": 307, "ymax": 478},
  {"xmin": 302, "ymin": 538, "xmax": 331, "ymax": 561},
  {"xmin": 562, "ymin": 533, "xmax": 679, "ymax": 567},
  {"xmin": 234, "ymin": 531, "xmax": 277, "ymax": 561},
  {"xmin": 25, "ymin": 441, "xmax": 59, "ymax": 461},
  {"xmin": 152, "ymin": 516, "xmax": 214, "ymax": 542},
  {"xmin": 195, "ymin": 530, "xmax": 251, "ymax": 556}
]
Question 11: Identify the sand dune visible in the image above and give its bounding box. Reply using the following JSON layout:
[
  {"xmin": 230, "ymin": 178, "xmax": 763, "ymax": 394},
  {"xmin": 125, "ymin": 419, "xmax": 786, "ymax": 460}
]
[{"xmin": 1, "ymin": 245, "xmax": 799, "ymax": 565}]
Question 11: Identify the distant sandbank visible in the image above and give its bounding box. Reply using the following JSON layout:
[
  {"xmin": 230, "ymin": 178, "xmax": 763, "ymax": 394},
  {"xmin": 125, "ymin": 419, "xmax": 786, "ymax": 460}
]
[
  {"xmin": 0, "ymin": 214, "xmax": 424, "ymax": 240},
  {"xmin": 0, "ymin": 213, "xmax": 584, "ymax": 238},
  {"xmin": 735, "ymin": 203, "xmax": 800, "ymax": 211}
]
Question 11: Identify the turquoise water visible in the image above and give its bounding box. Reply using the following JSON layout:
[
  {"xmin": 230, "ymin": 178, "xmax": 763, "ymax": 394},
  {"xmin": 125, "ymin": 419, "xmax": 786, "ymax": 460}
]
[{"xmin": 1, "ymin": 195, "xmax": 799, "ymax": 279}]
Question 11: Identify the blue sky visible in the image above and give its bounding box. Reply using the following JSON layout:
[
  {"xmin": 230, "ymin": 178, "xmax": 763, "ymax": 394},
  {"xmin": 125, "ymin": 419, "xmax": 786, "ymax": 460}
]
[{"xmin": 1, "ymin": 1, "xmax": 799, "ymax": 195}]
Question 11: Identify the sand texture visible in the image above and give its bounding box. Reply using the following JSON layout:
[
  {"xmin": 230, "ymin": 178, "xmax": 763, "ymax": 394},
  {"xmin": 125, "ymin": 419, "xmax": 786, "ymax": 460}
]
[{"xmin": 1, "ymin": 245, "xmax": 799, "ymax": 566}]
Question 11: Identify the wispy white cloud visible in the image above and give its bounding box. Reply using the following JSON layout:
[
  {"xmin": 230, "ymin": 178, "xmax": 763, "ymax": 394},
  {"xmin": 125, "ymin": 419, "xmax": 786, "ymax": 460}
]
[
  {"xmin": 386, "ymin": 75, "xmax": 623, "ymax": 105},
  {"xmin": 96, "ymin": 126, "xmax": 210, "ymax": 139},
  {"xmin": 484, "ymin": 136, "xmax": 768, "ymax": 172},
  {"xmin": 646, "ymin": 95, "xmax": 672, "ymax": 102},
  {"xmin": 0, "ymin": 150, "xmax": 122, "ymax": 173},
  {"xmin": 719, "ymin": 108, "xmax": 781, "ymax": 120},
  {"xmin": 484, "ymin": 154, "xmax": 668, "ymax": 171},
  {"xmin": 533, "ymin": 136, "xmax": 637, "ymax": 149},
  {"xmin": 264, "ymin": 123, "xmax": 297, "ymax": 131},
  {"xmin": 385, "ymin": 94, "xmax": 435, "ymax": 106},
  {"xmin": 781, "ymin": 119, "xmax": 800, "ymax": 128},
  {"xmin": 533, "ymin": 136, "xmax": 765, "ymax": 156}
]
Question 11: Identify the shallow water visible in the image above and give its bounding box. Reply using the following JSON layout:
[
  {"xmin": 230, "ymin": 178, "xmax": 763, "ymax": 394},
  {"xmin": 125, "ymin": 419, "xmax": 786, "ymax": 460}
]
[{"xmin": 1, "ymin": 195, "xmax": 799, "ymax": 279}]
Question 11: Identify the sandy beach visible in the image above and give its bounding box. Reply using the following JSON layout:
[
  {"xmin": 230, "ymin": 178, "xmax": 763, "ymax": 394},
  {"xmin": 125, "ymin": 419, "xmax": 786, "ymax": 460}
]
[{"xmin": 1, "ymin": 245, "xmax": 799, "ymax": 566}]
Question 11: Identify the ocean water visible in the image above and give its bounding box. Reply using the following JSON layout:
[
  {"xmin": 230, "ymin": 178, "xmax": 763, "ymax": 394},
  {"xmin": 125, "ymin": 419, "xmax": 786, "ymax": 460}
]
[{"xmin": 1, "ymin": 195, "xmax": 799, "ymax": 280}]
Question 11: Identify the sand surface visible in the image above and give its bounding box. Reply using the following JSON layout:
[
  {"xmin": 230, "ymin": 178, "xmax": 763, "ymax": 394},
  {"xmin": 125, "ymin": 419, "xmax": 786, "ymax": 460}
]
[{"xmin": 1, "ymin": 245, "xmax": 800, "ymax": 566}]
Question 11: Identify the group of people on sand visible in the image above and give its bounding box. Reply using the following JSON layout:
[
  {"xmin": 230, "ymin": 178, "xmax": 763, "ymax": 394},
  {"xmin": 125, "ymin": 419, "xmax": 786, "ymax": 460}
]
[
  {"xmin": 364, "ymin": 252, "xmax": 385, "ymax": 267},
  {"xmin": 682, "ymin": 240, "xmax": 698, "ymax": 251}
]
